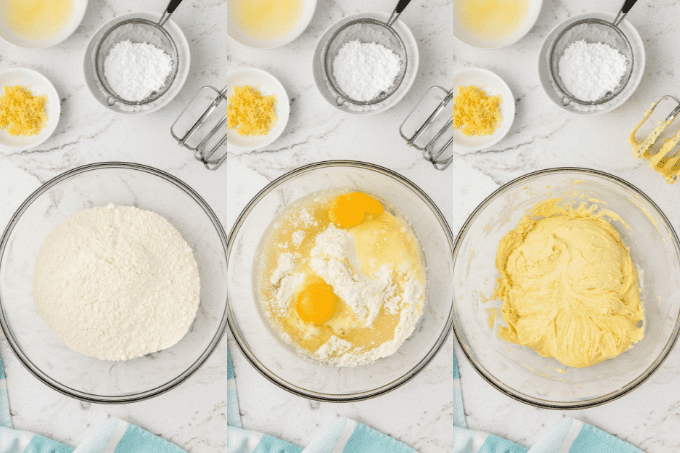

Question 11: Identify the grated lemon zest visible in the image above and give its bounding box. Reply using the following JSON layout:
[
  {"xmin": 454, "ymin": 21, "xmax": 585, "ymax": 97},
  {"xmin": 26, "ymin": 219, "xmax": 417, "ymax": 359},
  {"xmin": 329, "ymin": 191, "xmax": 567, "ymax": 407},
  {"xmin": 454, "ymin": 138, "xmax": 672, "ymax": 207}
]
[
  {"xmin": 452, "ymin": 85, "xmax": 502, "ymax": 137},
  {"xmin": 227, "ymin": 85, "xmax": 277, "ymax": 137},
  {"xmin": 0, "ymin": 85, "xmax": 48, "ymax": 137}
]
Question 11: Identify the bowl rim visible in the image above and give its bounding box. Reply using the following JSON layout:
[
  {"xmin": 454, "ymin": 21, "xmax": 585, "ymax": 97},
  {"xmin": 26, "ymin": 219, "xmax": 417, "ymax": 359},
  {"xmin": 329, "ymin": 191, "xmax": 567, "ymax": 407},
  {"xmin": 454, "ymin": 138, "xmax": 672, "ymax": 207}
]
[
  {"xmin": 227, "ymin": 0, "xmax": 318, "ymax": 50},
  {"xmin": 82, "ymin": 12, "xmax": 191, "ymax": 116},
  {"xmin": 450, "ymin": 67, "xmax": 516, "ymax": 152},
  {"xmin": 0, "ymin": 67, "xmax": 62, "ymax": 152},
  {"xmin": 0, "ymin": 0, "xmax": 89, "ymax": 49},
  {"xmin": 537, "ymin": 12, "xmax": 645, "ymax": 116},
  {"xmin": 312, "ymin": 11, "xmax": 420, "ymax": 116},
  {"xmin": 226, "ymin": 160, "xmax": 454, "ymax": 402},
  {"xmin": 0, "ymin": 162, "xmax": 229, "ymax": 404},
  {"xmin": 452, "ymin": 0, "xmax": 543, "ymax": 49},
  {"xmin": 451, "ymin": 167, "xmax": 680, "ymax": 409},
  {"xmin": 226, "ymin": 67, "xmax": 290, "ymax": 152}
]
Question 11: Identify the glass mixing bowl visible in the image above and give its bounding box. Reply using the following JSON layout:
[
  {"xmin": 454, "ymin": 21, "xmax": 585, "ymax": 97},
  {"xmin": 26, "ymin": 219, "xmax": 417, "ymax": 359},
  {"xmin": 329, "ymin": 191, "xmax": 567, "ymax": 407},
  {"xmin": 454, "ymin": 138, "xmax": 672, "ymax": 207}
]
[
  {"xmin": 227, "ymin": 161, "xmax": 454, "ymax": 402},
  {"xmin": 0, "ymin": 163, "xmax": 228, "ymax": 403},
  {"xmin": 452, "ymin": 168, "xmax": 680, "ymax": 409}
]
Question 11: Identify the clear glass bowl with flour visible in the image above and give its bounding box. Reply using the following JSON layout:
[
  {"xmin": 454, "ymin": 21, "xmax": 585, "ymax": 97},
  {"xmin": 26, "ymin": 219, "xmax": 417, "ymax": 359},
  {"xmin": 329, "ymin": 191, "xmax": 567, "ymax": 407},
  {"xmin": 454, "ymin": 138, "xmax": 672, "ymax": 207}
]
[
  {"xmin": 452, "ymin": 168, "xmax": 680, "ymax": 409},
  {"xmin": 0, "ymin": 163, "xmax": 228, "ymax": 403},
  {"xmin": 227, "ymin": 161, "xmax": 454, "ymax": 402}
]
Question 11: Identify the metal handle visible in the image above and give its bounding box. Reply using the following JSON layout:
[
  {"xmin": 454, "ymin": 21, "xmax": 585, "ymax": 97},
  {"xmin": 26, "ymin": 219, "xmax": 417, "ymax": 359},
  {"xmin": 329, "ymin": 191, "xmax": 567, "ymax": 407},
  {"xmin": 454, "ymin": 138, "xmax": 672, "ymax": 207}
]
[
  {"xmin": 658, "ymin": 95, "xmax": 680, "ymax": 122},
  {"xmin": 159, "ymin": 0, "xmax": 184, "ymax": 27},
  {"xmin": 387, "ymin": 0, "xmax": 412, "ymax": 27},
  {"xmin": 613, "ymin": 0, "xmax": 638, "ymax": 27}
]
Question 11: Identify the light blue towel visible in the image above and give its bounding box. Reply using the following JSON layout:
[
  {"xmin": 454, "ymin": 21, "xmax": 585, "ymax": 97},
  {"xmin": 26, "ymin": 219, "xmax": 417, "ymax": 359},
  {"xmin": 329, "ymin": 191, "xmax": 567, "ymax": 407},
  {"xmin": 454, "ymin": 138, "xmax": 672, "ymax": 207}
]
[
  {"xmin": 227, "ymin": 350, "xmax": 417, "ymax": 453},
  {"xmin": 0, "ymin": 351, "xmax": 186, "ymax": 453},
  {"xmin": 228, "ymin": 345, "xmax": 644, "ymax": 453}
]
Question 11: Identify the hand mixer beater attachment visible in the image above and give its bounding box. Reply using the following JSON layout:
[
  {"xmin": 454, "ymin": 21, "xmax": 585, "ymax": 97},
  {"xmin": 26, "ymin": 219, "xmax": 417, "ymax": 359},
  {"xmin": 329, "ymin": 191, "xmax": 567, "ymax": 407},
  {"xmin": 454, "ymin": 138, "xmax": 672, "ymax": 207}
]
[
  {"xmin": 400, "ymin": 86, "xmax": 453, "ymax": 170},
  {"xmin": 172, "ymin": 84, "xmax": 227, "ymax": 170},
  {"xmin": 629, "ymin": 95, "xmax": 680, "ymax": 184}
]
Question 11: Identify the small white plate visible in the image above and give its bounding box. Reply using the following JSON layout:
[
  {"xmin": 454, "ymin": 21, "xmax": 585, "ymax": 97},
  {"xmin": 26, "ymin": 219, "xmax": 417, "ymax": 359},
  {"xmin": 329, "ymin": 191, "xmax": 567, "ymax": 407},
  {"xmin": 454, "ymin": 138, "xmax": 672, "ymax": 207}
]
[
  {"xmin": 453, "ymin": 0, "xmax": 542, "ymax": 49},
  {"xmin": 0, "ymin": 0, "xmax": 88, "ymax": 49},
  {"xmin": 538, "ymin": 11, "xmax": 645, "ymax": 116},
  {"xmin": 227, "ymin": 0, "xmax": 317, "ymax": 49},
  {"xmin": 0, "ymin": 68, "xmax": 61, "ymax": 152},
  {"xmin": 312, "ymin": 11, "xmax": 419, "ymax": 116},
  {"xmin": 452, "ymin": 68, "xmax": 515, "ymax": 152},
  {"xmin": 83, "ymin": 12, "xmax": 191, "ymax": 116},
  {"xmin": 226, "ymin": 68, "xmax": 290, "ymax": 153}
]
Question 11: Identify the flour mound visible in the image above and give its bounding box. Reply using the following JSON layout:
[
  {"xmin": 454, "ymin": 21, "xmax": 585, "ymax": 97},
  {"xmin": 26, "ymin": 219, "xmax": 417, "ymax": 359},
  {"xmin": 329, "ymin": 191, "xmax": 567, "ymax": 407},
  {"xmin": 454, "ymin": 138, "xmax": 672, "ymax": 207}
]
[
  {"xmin": 104, "ymin": 40, "xmax": 173, "ymax": 102},
  {"xmin": 310, "ymin": 225, "xmax": 399, "ymax": 327},
  {"xmin": 34, "ymin": 204, "xmax": 200, "ymax": 361}
]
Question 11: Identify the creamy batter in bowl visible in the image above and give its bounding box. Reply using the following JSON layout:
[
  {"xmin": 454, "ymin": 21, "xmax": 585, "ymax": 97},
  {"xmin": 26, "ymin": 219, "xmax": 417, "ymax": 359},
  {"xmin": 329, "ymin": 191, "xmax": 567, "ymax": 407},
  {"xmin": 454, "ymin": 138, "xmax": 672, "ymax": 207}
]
[
  {"xmin": 227, "ymin": 161, "xmax": 454, "ymax": 402},
  {"xmin": 452, "ymin": 168, "xmax": 680, "ymax": 409}
]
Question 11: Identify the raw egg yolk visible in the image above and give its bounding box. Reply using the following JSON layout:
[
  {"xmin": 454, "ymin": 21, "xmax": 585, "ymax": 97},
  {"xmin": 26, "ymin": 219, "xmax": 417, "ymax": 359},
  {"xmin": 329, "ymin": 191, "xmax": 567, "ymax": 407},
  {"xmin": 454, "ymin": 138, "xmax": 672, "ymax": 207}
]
[
  {"xmin": 296, "ymin": 279, "xmax": 336, "ymax": 325},
  {"xmin": 328, "ymin": 192, "xmax": 383, "ymax": 228}
]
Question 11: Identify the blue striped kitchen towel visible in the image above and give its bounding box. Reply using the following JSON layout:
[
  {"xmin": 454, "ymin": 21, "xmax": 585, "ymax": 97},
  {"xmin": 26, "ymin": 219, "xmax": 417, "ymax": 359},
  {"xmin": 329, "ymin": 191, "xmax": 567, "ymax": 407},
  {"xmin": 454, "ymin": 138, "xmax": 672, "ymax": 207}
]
[
  {"xmin": 453, "ymin": 417, "xmax": 644, "ymax": 453},
  {"xmin": 72, "ymin": 418, "xmax": 186, "ymax": 453},
  {"xmin": 229, "ymin": 345, "xmax": 644, "ymax": 453},
  {"xmin": 0, "ymin": 350, "xmax": 187, "ymax": 453},
  {"xmin": 227, "ymin": 350, "xmax": 416, "ymax": 453}
]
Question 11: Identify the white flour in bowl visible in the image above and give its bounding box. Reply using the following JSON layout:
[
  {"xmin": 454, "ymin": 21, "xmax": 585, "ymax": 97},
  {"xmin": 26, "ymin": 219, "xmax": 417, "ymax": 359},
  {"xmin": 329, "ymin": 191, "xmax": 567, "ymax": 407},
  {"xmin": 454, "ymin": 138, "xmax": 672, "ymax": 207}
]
[
  {"xmin": 104, "ymin": 40, "xmax": 173, "ymax": 102},
  {"xmin": 310, "ymin": 225, "xmax": 399, "ymax": 328},
  {"xmin": 269, "ymin": 224, "xmax": 425, "ymax": 367},
  {"xmin": 34, "ymin": 204, "xmax": 200, "ymax": 361},
  {"xmin": 558, "ymin": 40, "xmax": 628, "ymax": 102},
  {"xmin": 332, "ymin": 40, "xmax": 402, "ymax": 102},
  {"xmin": 258, "ymin": 191, "xmax": 426, "ymax": 367}
]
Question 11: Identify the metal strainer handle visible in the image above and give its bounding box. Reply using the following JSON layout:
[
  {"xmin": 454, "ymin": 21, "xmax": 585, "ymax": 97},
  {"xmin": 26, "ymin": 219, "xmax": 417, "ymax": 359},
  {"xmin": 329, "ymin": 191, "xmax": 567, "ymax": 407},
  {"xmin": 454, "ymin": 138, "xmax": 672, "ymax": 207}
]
[
  {"xmin": 613, "ymin": 0, "xmax": 639, "ymax": 27},
  {"xmin": 387, "ymin": 0, "xmax": 413, "ymax": 27},
  {"xmin": 159, "ymin": 0, "xmax": 184, "ymax": 27}
]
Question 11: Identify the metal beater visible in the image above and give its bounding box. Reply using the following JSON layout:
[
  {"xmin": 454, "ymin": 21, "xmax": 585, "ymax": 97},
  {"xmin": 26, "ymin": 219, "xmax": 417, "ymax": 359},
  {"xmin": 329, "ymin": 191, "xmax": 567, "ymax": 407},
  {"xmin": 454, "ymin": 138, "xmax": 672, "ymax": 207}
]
[
  {"xmin": 400, "ymin": 85, "xmax": 453, "ymax": 170},
  {"xmin": 171, "ymin": 84, "xmax": 227, "ymax": 170},
  {"xmin": 629, "ymin": 95, "xmax": 680, "ymax": 184}
]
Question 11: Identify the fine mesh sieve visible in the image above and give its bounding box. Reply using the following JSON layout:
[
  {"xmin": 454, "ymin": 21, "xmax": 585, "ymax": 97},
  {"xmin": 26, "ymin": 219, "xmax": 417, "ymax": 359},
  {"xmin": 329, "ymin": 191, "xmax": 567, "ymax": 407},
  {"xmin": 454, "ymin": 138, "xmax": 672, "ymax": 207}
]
[
  {"xmin": 322, "ymin": 0, "xmax": 412, "ymax": 106},
  {"xmin": 548, "ymin": 0, "xmax": 638, "ymax": 106},
  {"xmin": 94, "ymin": 0, "xmax": 184, "ymax": 106}
]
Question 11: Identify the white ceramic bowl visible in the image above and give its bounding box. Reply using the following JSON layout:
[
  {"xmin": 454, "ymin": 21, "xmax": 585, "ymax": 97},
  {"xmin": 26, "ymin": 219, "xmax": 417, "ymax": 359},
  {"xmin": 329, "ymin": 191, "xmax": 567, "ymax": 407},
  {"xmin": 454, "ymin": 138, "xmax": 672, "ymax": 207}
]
[
  {"xmin": 453, "ymin": 0, "xmax": 542, "ymax": 49},
  {"xmin": 83, "ymin": 12, "xmax": 190, "ymax": 116},
  {"xmin": 0, "ymin": 68, "xmax": 60, "ymax": 152},
  {"xmin": 538, "ymin": 12, "xmax": 645, "ymax": 115},
  {"xmin": 227, "ymin": 0, "xmax": 317, "ymax": 49},
  {"xmin": 226, "ymin": 67, "xmax": 290, "ymax": 153},
  {"xmin": 0, "ymin": 0, "xmax": 88, "ymax": 49},
  {"xmin": 312, "ymin": 11, "xmax": 419, "ymax": 116},
  {"xmin": 451, "ymin": 68, "xmax": 515, "ymax": 152}
]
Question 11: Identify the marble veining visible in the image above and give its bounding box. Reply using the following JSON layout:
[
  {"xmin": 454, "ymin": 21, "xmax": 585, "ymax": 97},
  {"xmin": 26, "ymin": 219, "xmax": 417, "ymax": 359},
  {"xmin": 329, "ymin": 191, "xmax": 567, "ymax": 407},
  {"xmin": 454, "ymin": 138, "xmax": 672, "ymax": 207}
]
[
  {"xmin": 227, "ymin": 0, "xmax": 453, "ymax": 451},
  {"xmin": 451, "ymin": 1, "xmax": 680, "ymax": 452},
  {"xmin": 229, "ymin": 0, "xmax": 680, "ymax": 452},
  {"xmin": 0, "ymin": 0, "xmax": 227, "ymax": 451}
]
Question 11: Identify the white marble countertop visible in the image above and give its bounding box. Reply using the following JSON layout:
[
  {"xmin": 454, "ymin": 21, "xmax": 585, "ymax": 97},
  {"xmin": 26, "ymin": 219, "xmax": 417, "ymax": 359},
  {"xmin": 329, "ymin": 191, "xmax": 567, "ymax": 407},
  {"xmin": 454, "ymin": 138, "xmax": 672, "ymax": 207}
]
[
  {"xmin": 228, "ymin": 0, "xmax": 680, "ymax": 452},
  {"xmin": 0, "ymin": 0, "xmax": 227, "ymax": 451},
  {"xmin": 226, "ymin": 0, "xmax": 454, "ymax": 451},
  {"xmin": 452, "ymin": 1, "xmax": 680, "ymax": 452}
]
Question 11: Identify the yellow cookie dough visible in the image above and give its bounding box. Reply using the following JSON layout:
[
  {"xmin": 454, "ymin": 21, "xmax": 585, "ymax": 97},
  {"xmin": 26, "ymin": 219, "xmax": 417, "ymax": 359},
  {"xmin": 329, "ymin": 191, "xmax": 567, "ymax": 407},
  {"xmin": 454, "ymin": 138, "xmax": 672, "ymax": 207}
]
[{"xmin": 493, "ymin": 198, "xmax": 644, "ymax": 368}]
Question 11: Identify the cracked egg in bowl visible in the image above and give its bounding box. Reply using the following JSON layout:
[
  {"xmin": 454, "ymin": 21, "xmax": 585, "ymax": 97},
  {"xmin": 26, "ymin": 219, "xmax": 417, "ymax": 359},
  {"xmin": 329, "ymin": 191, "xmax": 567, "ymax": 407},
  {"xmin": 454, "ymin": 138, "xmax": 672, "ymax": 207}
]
[{"xmin": 227, "ymin": 161, "xmax": 454, "ymax": 401}]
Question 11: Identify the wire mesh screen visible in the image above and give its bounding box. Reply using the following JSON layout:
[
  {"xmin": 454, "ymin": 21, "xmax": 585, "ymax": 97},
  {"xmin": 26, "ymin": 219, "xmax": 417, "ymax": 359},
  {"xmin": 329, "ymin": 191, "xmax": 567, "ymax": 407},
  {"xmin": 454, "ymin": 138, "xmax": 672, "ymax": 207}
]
[
  {"xmin": 549, "ymin": 18, "xmax": 633, "ymax": 106},
  {"xmin": 323, "ymin": 18, "xmax": 407, "ymax": 105},
  {"xmin": 95, "ymin": 18, "xmax": 179, "ymax": 106}
]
